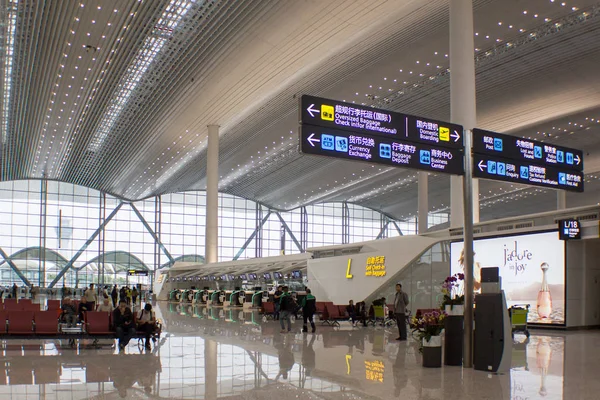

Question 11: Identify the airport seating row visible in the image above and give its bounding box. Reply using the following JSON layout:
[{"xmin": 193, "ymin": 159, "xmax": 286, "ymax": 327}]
[{"xmin": 0, "ymin": 310, "xmax": 161, "ymax": 342}]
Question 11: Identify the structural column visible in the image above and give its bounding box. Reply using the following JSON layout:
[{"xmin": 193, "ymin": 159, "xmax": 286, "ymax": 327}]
[
  {"xmin": 205, "ymin": 125, "xmax": 219, "ymax": 264},
  {"xmin": 450, "ymin": 0, "xmax": 479, "ymax": 228},
  {"xmin": 417, "ymin": 172, "xmax": 428, "ymax": 234},
  {"xmin": 204, "ymin": 339, "xmax": 218, "ymax": 400},
  {"xmin": 557, "ymin": 191, "xmax": 567, "ymax": 209},
  {"xmin": 450, "ymin": 0, "xmax": 477, "ymax": 368}
]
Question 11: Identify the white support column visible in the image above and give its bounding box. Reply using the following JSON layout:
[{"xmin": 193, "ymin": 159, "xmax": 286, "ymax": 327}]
[
  {"xmin": 205, "ymin": 339, "xmax": 218, "ymax": 400},
  {"xmin": 557, "ymin": 190, "xmax": 567, "ymax": 210},
  {"xmin": 450, "ymin": 0, "xmax": 479, "ymax": 227},
  {"xmin": 418, "ymin": 172, "xmax": 429, "ymax": 234},
  {"xmin": 205, "ymin": 125, "xmax": 219, "ymax": 264},
  {"xmin": 450, "ymin": 0, "xmax": 478, "ymax": 369}
]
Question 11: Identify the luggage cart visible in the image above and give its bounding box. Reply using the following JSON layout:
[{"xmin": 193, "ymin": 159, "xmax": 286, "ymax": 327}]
[{"xmin": 509, "ymin": 304, "xmax": 530, "ymax": 337}]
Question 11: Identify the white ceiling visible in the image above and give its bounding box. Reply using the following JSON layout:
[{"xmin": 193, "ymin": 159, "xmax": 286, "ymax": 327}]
[{"xmin": 1, "ymin": 0, "xmax": 599, "ymax": 221}]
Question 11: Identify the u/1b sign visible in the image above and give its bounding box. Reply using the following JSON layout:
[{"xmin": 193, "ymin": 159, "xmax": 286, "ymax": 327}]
[{"xmin": 558, "ymin": 219, "xmax": 581, "ymax": 240}]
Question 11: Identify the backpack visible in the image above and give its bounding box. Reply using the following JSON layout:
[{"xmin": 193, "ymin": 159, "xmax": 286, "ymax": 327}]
[{"xmin": 281, "ymin": 294, "xmax": 297, "ymax": 312}]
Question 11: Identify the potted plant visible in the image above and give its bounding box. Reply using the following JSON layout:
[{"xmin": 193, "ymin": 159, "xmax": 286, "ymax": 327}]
[
  {"xmin": 410, "ymin": 310, "xmax": 446, "ymax": 368},
  {"xmin": 440, "ymin": 273, "xmax": 465, "ymax": 316}
]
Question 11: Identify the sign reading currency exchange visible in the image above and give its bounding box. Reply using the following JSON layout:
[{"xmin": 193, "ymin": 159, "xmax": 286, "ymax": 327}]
[
  {"xmin": 300, "ymin": 125, "xmax": 464, "ymax": 175},
  {"xmin": 300, "ymin": 95, "xmax": 463, "ymax": 149}
]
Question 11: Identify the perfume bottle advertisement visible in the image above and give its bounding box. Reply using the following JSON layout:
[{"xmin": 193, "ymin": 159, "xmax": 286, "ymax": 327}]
[
  {"xmin": 450, "ymin": 231, "xmax": 565, "ymax": 325},
  {"xmin": 510, "ymin": 336, "xmax": 565, "ymax": 400}
]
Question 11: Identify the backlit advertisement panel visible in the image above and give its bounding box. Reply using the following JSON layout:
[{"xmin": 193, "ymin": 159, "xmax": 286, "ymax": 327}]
[{"xmin": 450, "ymin": 231, "xmax": 565, "ymax": 325}]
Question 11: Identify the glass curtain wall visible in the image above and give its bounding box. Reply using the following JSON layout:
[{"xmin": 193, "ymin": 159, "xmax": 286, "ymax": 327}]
[
  {"xmin": 0, "ymin": 179, "xmax": 443, "ymax": 287},
  {"xmin": 364, "ymin": 241, "xmax": 451, "ymax": 312}
]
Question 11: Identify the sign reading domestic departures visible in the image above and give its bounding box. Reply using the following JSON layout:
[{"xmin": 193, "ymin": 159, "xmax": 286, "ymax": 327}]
[
  {"xmin": 299, "ymin": 96, "xmax": 464, "ymax": 175},
  {"xmin": 300, "ymin": 95, "xmax": 464, "ymax": 149}
]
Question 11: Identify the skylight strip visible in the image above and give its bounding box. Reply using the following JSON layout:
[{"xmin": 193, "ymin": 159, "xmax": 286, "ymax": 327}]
[
  {"xmin": 2, "ymin": 0, "xmax": 19, "ymax": 143},
  {"xmin": 87, "ymin": 0, "xmax": 195, "ymax": 152}
]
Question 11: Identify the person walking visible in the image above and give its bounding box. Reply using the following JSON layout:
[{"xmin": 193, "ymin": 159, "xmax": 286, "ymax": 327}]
[
  {"xmin": 393, "ymin": 283, "xmax": 409, "ymax": 341},
  {"xmin": 84, "ymin": 283, "xmax": 98, "ymax": 312},
  {"xmin": 273, "ymin": 286, "xmax": 283, "ymax": 321},
  {"xmin": 301, "ymin": 288, "xmax": 316, "ymax": 333},
  {"xmin": 132, "ymin": 287, "xmax": 139, "ymax": 306},
  {"xmin": 111, "ymin": 285, "xmax": 118, "ymax": 308},
  {"xmin": 279, "ymin": 286, "xmax": 294, "ymax": 333},
  {"xmin": 119, "ymin": 286, "xmax": 127, "ymax": 304}
]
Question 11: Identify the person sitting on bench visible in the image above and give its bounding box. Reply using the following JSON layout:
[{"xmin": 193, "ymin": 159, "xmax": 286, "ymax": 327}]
[
  {"xmin": 78, "ymin": 297, "xmax": 90, "ymax": 322},
  {"xmin": 137, "ymin": 303, "xmax": 157, "ymax": 350},
  {"xmin": 113, "ymin": 300, "xmax": 135, "ymax": 351},
  {"xmin": 61, "ymin": 297, "xmax": 77, "ymax": 327}
]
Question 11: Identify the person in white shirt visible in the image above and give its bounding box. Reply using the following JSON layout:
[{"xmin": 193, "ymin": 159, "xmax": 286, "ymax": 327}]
[
  {"xmin": 137, "ymin": 303, "xmax": 156, "ymax": 350},
  {"xmin": 96, "ymin": 297, "xmax": 113, "ymax": 312},
  {"xmin": 84, "ymin": 284, "xmax": 98, "ymax": 312}
]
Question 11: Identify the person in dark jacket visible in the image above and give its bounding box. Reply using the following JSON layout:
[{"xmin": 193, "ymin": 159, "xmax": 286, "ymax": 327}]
[
  {"xmin": 301, "ymin": 288, "xmax": 316, "ymax": 333},
  {"xmin": 346, "ymin": 300, "xmax": 357, "ymax": 327},
  {"xmin": 113, "ymin": 300, "xmax": 136, "ymax": 350},
  {"xmin": 356, "ymin": 301, "xmax": 368, "ymax": 327},
  {"xmin": 111, "ymin": 285, "xmax": 118, "ymax": 308}
]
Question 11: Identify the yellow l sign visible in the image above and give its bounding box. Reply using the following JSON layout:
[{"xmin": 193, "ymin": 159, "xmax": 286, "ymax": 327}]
[
  {"xmin": 346, "ymin": 259, "xmax": 353, "ymax": 279},
  {"xmin": 345, "ymin": 354, "xmax": 352, "ymax": 374}
]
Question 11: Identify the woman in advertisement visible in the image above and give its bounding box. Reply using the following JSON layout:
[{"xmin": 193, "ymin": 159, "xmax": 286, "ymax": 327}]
[{"xmin": 458, "ymin": 248, "xmax": 482, "ymax": 292}]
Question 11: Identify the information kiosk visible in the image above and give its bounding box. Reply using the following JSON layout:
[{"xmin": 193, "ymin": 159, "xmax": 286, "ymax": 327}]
[{"xmin": 474, "ymin": 267, "xmax": 512, "ymax": 373}]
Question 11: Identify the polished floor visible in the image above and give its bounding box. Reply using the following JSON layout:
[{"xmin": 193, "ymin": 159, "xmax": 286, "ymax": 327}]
[{"xmin": 0, "ymin": 302, "xmax": 599, "ymax": 399}]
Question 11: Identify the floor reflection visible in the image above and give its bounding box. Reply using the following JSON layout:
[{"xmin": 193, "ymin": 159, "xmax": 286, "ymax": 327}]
[{"xmin": 0, "ymin": 302, "xmax": 595, "ymax": 399}]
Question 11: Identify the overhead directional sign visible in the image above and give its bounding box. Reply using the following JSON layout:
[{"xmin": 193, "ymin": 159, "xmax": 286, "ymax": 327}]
[
  {"xmin": 301, "ymin": 125, "xmax": 464, "ymax": 175},
  {"xmin": 473, "ymin": 128, "xmax": 583, "ymax": 172},
  {"xmin": 472, "ymin": 153, "xmax": 583, "ymax": 192},
  {"xmin": 300, "ymin": 95, "xmax": 463, "ymax": 149}
]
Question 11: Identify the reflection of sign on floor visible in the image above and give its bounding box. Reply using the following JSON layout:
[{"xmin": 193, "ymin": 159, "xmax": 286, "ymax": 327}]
[
  {"xmin": 365, "ymin": 256, "xmax": 386, "ymax": 277},
  {"xmin": 365, "ymin": 360, "xmax": 384, "ymax": 382}
]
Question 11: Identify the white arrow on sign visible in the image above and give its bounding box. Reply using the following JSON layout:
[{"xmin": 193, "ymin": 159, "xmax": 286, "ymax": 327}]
[
  {"xmin": 478, "ymin": 160, "xmax": 487, "ymax": 172},
  {"xmin": 306, "ymin": 104, "xmax": 320, "ymax": 118},
  {"xmin": 451, "ymin": 130, "xmax": 460, "ymax": 143},
  {"xmin": 307, "ymin": 133, "xmax": 320, "ymax": 147},
  {"xmin": 575, "ymin": 155, "xmax": 581, "ymax": 165}
]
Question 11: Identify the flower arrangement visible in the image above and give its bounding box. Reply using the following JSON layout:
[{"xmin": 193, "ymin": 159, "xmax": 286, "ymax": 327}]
[
  {"xmin": 440, "ymin": 273, "xmax": 465, "ymax": 309},
  {"xmin": 410, "ymin": 310, "xmax": 446, "ymax": 349}
]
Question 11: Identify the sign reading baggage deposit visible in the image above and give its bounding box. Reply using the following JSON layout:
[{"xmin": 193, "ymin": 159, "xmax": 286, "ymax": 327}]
[
  {"xmin": 301, "ymin": 125, "xmax": 464, "ymax": 175},
  {"xmin": 300, "ymin": 95, "xmax": 463, "ymax": 149},
  {"xmin": 473, "ymin": 154, "xmax": 584, "ymax": 192},
  {"xmin": 473, "ymin": 129, "xmax": 583, "ymax": 172}
]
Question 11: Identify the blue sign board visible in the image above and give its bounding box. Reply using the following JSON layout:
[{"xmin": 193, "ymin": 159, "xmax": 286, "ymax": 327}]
[
  {"xmin": 301, "ymin": 125, "xmax": 464, "ymax": 175},
  {"xmin": 558, "ymin": 219, "xmax": 581, "ymax": 240},
  {"xmin": 472, "ymin": 128, "xmax": 583, "ymax": 172},
  {"xmin": 300, "ymin": 95, "xmax": 463, "ymax": 149},
  {"xmin": 473, "ymin": 154, "xmax": 583, "ymax": 192}
]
